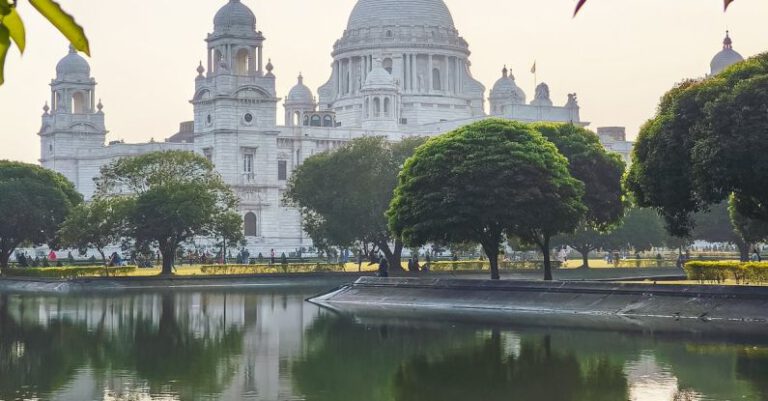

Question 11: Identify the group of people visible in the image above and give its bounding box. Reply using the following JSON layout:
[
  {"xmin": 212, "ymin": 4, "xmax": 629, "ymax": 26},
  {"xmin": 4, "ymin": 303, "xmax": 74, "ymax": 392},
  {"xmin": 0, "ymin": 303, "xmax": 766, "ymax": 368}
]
[{"xmin": 375, "ymin": 254, "xmax": 432, "ymax": 277}]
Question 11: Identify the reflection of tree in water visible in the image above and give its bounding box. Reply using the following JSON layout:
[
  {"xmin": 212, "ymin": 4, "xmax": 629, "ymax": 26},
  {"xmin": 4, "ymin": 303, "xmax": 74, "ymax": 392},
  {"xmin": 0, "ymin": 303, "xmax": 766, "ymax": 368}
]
[
  {"xmin": 736, "ymin": 351, "xmax": 768, "ymax": 400},
  {"xmin": 293, "ymin": 315, "xmax": 475, "ymax": 401},
  {"xmin": 0, "ymin": 294, "xmax": 94, "ymax": 400},
  {"xmin": 0, "ymin": 293, "xmax": 244, "ymax": 400},
  {"xmin": 393, "ymin": 333, "xmax": 628, "ymax": 401}
]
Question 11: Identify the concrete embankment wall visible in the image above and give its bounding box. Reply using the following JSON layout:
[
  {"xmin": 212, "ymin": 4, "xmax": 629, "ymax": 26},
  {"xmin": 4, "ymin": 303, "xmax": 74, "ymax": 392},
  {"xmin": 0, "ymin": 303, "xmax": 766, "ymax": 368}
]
[
  {"xmin": 310, "ymin": 277, "xmax": 768, "ymax": 324},
  {"xmin": 0, "ymin": 273, "xmax": 371, "ymax": 295}
]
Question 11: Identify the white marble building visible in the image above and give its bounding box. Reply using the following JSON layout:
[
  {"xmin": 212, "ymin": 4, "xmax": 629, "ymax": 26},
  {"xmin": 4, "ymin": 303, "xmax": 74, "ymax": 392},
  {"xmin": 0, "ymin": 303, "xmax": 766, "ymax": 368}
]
[{"xmin": 44, "ymin": 0, "xmax": 744, "ymax": 254}]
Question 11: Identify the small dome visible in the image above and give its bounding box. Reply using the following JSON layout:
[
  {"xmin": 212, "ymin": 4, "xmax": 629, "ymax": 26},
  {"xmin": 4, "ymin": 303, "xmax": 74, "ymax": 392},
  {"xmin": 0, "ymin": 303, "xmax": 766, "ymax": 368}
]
[
  {"xmin": 363, "ymin": 61, "xmax": 396, "ymax": 90},
  {"xmin": 56, "ymin": 46, "xmax": 90, "ymax": 80},
  {"xmin": 214, "ymin": 0, "xmax": 256, "ymax": 32},
  {"xmin": 710, "ymin": 31, "xmax": 744, "ymax": 75},
  {"xmin": 347, "ymin": 0, "xmax": 455, "ymax": 31},
  {"xmin": 287, "ymin": 74, "xmax": 314, "ymax": 104},
  {"xmin": 489, "ymin": 67, "xmax": 526, "ymax": 104}
]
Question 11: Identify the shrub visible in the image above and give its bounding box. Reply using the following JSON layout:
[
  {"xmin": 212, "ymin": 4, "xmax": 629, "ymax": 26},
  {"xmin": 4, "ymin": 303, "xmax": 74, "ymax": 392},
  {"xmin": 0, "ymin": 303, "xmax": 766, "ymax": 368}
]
[
  {"xmin": 684, "ymin": 261, "xmax": 768, "ymax": 284},
  {"xmin": 6, "ymin": 266, "xmax": 136, "ymax": 279},
  {"xmin": 199, "ymin": 263, "xmax": 345, "ymax": 275}
]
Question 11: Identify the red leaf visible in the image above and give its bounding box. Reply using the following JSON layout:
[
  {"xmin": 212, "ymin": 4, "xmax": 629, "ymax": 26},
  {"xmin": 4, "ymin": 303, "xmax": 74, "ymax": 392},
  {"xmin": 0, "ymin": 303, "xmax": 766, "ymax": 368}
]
[{"xmin": 574, "ymin": 0, "xmax": 588, "ymax": 16}]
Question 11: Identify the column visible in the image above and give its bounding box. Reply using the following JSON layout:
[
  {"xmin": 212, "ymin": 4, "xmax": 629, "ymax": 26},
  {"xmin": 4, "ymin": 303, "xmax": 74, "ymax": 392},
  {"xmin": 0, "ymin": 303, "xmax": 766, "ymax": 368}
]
[
  {"xmin": 347, "ymin": 58, "xmax": 352, "ymax": 94},
  {"xmin": 207, "ymin": 48, "xmax": 213, "ymax": 75},
  {"xmin": 410, "ymin": 55, "xmax": 415, "ymax": 92},
  {"xmin": 427, "ymin": 54, "xmax": 433, "ymax": 93},
  {"xmin": 258, "ymin": 46, "xmax": 264, "ymax": 75}
]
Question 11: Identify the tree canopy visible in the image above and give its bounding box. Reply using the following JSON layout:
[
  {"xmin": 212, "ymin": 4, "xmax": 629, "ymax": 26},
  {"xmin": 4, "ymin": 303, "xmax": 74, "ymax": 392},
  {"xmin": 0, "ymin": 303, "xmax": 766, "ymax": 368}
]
[
  {"xmin": 58, "ymin": 197, "xmax": 128, "ymax": 264},
  {"xmin": 0, "ymin": 161, "xmax": 81, "ymax": 271},
  {"xmin": 531, "ymin": 123, "xmax": 626, "ymax": 269},
  {"xmin": 95, "ymin": 151, "xmax": 239, "ymax": 275},
  {"xmin": 285, "ymin": 136, "xmax": 426, "ymax": 269},
  {"xmin": 388, "ymin": 119, "xmax": 584, "ymax": 280},
  {"xmin": 626, "ymin": 52, "xmax": 768, "ymax": 236}
]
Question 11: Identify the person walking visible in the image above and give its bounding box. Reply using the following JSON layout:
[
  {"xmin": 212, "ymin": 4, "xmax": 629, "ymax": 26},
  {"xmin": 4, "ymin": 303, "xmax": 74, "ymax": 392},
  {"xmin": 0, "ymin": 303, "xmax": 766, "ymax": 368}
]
[
  {"xmin": 270, "ymin": 249, "xmax": 276, "ymax": 265},
  {"xmin": 378, "ymin": 255, "xmax": 389, "ymax": 278}
]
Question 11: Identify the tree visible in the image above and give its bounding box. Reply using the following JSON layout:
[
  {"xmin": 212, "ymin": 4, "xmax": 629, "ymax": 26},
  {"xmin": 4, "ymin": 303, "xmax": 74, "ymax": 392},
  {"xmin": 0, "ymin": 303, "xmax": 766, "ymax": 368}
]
[
  {"xmin": 729, "ymin": 196, "xmax": 768, "ymax": 260},
  {"xmin": 0, "ymin": 0, "xmax": 90, "ymax": 85},
  {"xmin": 285, "ymin": 136, "xmax": 427, "ymax": 270},
  {"xmin": 211, "ymin": 211, "xmax": 245, "ymax": 265},
  {"xmin": 627, "ymin": 53, "xmax": 768, "ymax": 237},
  {"xmin": 531, "ymin": 123, "xmax": 626, "ymax": 269},
  {"xmin": 388, "ymin": 119, "xmax": 584, "ymax": 280},
  {"xmin": 95, "ymin": 151, "xmax": 239, "ymax": 275},
  {"xmin": 58, "ymin": 197, "xmax": 127, "ymax": 266},
  {"xmin": 0, "ymin": 161, "xmax": 81, "ymax": 272},
  {"xmin": 602, "ymin": 208, "xmax": 667, "ymax": 252}
]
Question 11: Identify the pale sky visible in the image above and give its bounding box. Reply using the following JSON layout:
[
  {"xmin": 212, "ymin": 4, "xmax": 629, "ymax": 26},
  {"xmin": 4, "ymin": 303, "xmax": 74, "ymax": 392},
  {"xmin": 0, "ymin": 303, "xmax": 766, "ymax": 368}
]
[{"xmin": 0, "ymin": 0, "xmax": 765, "ymax": 164}]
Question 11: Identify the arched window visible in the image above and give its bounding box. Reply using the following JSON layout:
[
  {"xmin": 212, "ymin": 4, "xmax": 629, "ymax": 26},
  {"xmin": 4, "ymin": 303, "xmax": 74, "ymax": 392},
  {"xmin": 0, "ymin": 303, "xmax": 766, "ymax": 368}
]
[
  {"xmin": 373, "ymin": 97, "xmax": 381, "ymax": 116},
  {"xmin": 235, "ymin": 48, "xmax": 250, "ymax": 75},
  {"xmin": 71, "ymin": 91, "xmax": 86, "ymax": 114},
  {"xmin": 303, "ymin": 115, "xmax": 310, "ymax": 126},
  {"xmin": 293, "ymin": 111, "xmax": 301, "ymax": 126},
  {"xmin": 383, "ymin": 97, "xmax": 391, "ymax": 115},
  {"xmin": 364, "ymin": 98, "xmax": 370, "ymax": 118},
  {"xmin": 383, "ymin": 58, "xmax": 393, "ymax": 74},
  {"xmin": 323, "ymin": 115, "xmax": 333, "ymax": 127},
  {"xmin": 244, "ymin": 212, "xmax": 258, "ymax": 237},
  {"xmin": 310, "ymin": 115, "xmax": 322, "ymax": 127},
  {"xmin": 385, "ymin": 30, "xmax": 393, "ymax": 38},
  {"xmin": 432, "ymin": 68, "xmax": 442, "ymax": 91}
]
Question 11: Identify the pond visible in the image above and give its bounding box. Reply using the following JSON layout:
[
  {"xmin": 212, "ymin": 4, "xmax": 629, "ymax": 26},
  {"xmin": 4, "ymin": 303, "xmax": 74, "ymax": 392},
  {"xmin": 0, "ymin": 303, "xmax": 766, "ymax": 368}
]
[{"xmin": 0, "ymin": 288, "xmax": 766, "ymax": 401}]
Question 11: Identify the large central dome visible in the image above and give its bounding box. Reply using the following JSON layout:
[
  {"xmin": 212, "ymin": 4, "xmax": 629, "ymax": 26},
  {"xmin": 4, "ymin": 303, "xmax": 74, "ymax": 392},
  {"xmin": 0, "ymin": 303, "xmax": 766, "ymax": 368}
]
[{"xmin": 346, "ymin": 0, "xmax": 455, "ymax": 30}]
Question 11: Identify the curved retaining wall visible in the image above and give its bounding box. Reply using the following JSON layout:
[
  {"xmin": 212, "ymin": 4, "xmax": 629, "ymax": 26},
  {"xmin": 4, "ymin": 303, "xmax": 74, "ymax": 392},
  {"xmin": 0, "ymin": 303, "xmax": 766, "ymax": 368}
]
[{"xmin": 310, "ymin": 277, "xmax": 768, "ymax": 324}]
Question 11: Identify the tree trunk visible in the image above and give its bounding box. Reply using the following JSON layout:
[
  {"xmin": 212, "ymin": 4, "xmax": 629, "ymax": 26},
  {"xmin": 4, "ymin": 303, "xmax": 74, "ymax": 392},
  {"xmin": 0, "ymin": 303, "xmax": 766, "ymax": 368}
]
[
  {"xmin": 542, "ymin": 235, "xmax": 553, "ymax": 281},
  {"xmin": 379, "ymin": 240, "xmax": 404, "ymax": 271},
  {"xmin": 98, "ymin": 249, "xmax": 108, "ymax": 277},
  {"xmin": 581, "ymin": 250, "xmax": 590, "ymax": 269},
  {"xmin": 737, "ymin": 241, "xmax": 751, "ymax": 262},
  {"xmin": 0, "ymin": 251, "xmax": 10, "ymax": 276},
  {"xmin": 480, "ymin": 240, "xmax": 500, "ymax": 280},
  {"xmin": 159, "ymin": 241, "xmax": 176, "ymax": 276}
]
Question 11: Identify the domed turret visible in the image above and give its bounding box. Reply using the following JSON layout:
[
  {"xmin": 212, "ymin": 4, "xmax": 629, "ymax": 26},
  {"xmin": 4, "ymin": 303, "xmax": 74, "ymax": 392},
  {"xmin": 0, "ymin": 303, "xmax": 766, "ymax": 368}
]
[
  {"xmin": 214, "ymin": 0, "xmax": 256, "ymax": 32},
  {"xmin": 56, "ymin": 45, "xmax": 91, "ymax": 81},
  {"xmin": 284, "ymin": 74, "xmax": 316, "ymax": 126},
  {"xmin": 362, "ymin": 63, "xmax": 396, "ymax": 90},
  {"xmin": 710, "ymin": 31, "xmax": 744, "ymax": 75},
  {"xmin": 287, "ymin": 74, "xmax": 313, "ymax": 104},
  {"xmin": 489, "ymin": 66, "xmax": 526, "ymax": 115}
]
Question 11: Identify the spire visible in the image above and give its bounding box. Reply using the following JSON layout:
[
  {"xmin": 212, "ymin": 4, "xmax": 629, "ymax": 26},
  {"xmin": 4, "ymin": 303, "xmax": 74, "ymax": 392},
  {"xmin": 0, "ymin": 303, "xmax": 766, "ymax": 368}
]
[
  {"xmin": 723, "ymin": 30, "xmax": 733, "ymax": 49},
  {"xmin": 68, "ymin": 44, "xmax": 76, "ymax": 54},
  {"xmin": 502, "ymin": 65, "xmax": 508, "ymax": 78},
  {"xmin": 297, "ymin": 73, "xmax": 303, "ymax": 84},
  {"xmin": 197, "ymin": 61, "xmax": 205, "ymax": 77}
]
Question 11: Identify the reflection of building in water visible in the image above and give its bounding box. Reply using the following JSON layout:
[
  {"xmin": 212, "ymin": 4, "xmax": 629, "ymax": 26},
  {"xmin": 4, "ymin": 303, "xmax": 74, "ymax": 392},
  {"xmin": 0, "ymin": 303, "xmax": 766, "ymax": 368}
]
[{"xmin": 5, "ymin": 292, "xmax": 322, "ymax": 400}]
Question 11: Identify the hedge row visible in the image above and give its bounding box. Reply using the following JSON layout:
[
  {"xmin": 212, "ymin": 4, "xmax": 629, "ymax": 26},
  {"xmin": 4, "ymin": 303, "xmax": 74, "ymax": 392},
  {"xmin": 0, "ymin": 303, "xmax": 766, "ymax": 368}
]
[
  {"xmin": 6, "ymin": 266, "xmax": 136, "ymax": 279},
  {"xmin": 684, "ymin": 261, "xmax": 768, "ymax": 284},
  {"xmin": 200, "ymin": 263, "xmax": 346, "ymax": 275},
  {"xmin": 427, "ymin": 260, "xmax": 562, "ymax": 272}
]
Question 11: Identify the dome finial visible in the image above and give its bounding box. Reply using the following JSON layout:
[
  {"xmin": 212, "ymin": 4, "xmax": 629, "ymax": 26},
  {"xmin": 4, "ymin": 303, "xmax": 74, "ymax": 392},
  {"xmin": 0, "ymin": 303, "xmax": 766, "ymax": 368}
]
[
  {"xmin": 723, "ymin": 30, "xmax": 732, "ymax": 49},
  {"xmin": 502, "ymin": 65, "xmax": 508, "ymax": 77},
  {"xmin": 43, "ymin": 102, "xmax": 50, "ymax": 114},
  {"xmin": 197, "ymin": 61, "xmax": 205, "ymax": 76},
  {"xmin": 298, "ymin": 72, "xmax": 303, "ymax": 84},
  {"xmin": 97, "ymin": 99, "xmax": 104, "ymax": 112},
  {"xmin": 68, "ymin": 44, "xmax": 76, "ymax": 54}
]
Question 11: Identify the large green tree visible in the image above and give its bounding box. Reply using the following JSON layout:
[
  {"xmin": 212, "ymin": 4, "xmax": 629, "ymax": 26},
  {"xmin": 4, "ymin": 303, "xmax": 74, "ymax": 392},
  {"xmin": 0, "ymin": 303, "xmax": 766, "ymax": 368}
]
[
  {"xmin": 58, "ymin": 197, "xmax": 127, "ymax": 265},
  {"xmin": 388, "ymin": 119, "xmax": 584, "ymax": 280},
  {"xmin": 627, "ymin": 53, "xmax": 768, "ymax": 237},
  {"xmin": 95, "ymin": 151, "xmax": 239, "ymax": 275},
  {"xmin": 531, "ymin": 123, "xmax": 626, "ymax": 269},
  {"xmin": 0, "ymin": 161, "xmax": 81, "ymax": 272},
  {"xmin": 285, "ymin": 136, "xmax": 426, "ymax": 270},
  {"xmin": 601, "ymin": 208, "xmax": 667, "ymax": 252}
]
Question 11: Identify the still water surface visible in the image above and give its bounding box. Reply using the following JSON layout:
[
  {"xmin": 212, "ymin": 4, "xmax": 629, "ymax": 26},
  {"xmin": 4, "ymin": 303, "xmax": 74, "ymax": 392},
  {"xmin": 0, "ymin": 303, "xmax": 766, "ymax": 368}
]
[{"xmin": 0, "ymin": 289, "xmax": 766, "ymax": 401}]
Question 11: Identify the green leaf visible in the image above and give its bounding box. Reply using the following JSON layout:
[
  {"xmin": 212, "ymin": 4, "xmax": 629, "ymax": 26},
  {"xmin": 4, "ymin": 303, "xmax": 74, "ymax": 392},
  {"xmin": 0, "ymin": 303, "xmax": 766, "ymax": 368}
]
[
  {"xmin": 3, "ymin": 8, "xmax": 25, "ymax": 53},
  {"xmin": 0, "ymin": 1, "xmax": 10, "ymax": 17},
  {"xmin": 29, "ymin": 0, "xmax": 89, "ymax": 56},
  {"xmin": 0, "ymin": 24, "xmax": 9, "ymax": 86}
]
